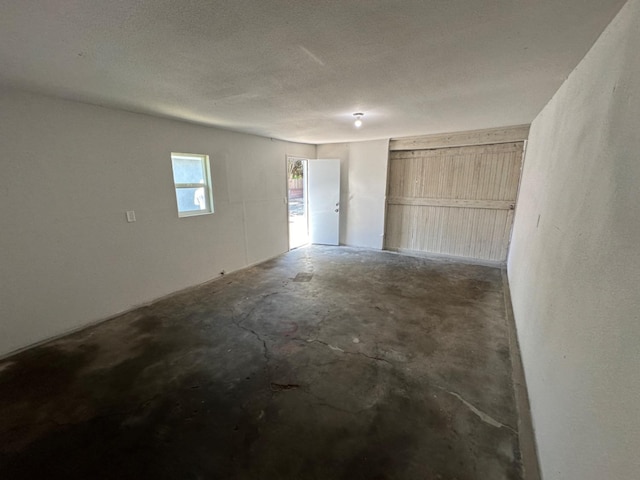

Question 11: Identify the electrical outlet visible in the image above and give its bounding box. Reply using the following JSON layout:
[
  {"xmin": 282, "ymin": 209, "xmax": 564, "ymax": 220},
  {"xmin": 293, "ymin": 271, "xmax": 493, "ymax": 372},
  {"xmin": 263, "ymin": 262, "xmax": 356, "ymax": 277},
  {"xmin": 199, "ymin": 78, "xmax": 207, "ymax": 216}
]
[{"xmin": 126, "ymin": 210, "xmax": 136, "ymax": 223}]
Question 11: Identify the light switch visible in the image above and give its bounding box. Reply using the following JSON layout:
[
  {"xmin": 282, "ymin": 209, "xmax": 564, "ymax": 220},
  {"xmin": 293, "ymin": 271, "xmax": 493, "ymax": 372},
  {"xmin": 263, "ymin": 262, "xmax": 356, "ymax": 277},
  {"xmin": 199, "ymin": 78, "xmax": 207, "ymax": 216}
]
[{"xmin": 126, "ymin": 210, "xmax": 136, "ymax": 223}]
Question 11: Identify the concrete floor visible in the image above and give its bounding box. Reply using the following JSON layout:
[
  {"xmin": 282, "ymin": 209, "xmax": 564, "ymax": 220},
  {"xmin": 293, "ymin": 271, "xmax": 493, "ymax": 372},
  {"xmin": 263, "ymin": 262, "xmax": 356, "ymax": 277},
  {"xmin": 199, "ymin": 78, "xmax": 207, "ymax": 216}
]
[{"xmin": 0, "ymin": 246, "xmax": 531, "ymax": 479}]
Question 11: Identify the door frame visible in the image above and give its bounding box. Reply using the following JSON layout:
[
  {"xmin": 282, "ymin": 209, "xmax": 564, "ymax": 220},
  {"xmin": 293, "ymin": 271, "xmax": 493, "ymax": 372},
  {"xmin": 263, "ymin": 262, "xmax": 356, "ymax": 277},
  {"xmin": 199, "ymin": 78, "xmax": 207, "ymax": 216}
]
[{"xmin": 285, "ymin": 155, "xmax": 309, "ymax": 251}]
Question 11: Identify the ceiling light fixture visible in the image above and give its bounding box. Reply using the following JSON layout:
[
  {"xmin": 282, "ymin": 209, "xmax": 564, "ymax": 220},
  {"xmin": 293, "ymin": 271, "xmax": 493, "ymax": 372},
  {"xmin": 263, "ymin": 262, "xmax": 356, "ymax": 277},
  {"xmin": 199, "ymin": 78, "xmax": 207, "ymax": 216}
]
[{"xmin": 353, "ymin": 112, "xmax": 364, "ymax": 128}]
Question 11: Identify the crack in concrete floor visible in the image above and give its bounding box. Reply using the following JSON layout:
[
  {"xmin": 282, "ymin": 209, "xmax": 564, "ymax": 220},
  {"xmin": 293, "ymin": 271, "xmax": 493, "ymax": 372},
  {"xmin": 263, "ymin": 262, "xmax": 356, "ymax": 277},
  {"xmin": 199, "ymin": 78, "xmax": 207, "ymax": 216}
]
[{"xmin": 433, "ymin": 384, "xmax": 517, "ymax": 434}]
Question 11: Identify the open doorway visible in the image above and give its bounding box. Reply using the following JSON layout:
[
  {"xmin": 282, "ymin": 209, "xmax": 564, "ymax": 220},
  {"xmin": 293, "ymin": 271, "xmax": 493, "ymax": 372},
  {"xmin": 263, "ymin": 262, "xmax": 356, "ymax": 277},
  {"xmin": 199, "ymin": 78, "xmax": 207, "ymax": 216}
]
[{"xmin": 287, "ymin": 157, "xmax": 308, "ymax": 249}]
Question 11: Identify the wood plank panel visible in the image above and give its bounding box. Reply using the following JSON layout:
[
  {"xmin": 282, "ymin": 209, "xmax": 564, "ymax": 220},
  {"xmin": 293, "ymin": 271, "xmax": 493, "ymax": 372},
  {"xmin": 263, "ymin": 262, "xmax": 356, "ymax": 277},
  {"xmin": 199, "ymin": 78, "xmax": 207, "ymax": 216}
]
[
  {"xmin": 385, "ymin": 205, "xmax": 512, "ymax": 261},
  {"xmin": 387, "ymin": 197, "xmax": 513, "ymax": 210},
  {"xmin": 384, "ymin": 140, "xmax": 524, "ymax": 262},
  {"xmin": 389, "ymin": 125, "xmax": 530, "ymax": 151},
  {"xmin": 388, "ymin": 143, "xmax": 523, "ymax": 201}
]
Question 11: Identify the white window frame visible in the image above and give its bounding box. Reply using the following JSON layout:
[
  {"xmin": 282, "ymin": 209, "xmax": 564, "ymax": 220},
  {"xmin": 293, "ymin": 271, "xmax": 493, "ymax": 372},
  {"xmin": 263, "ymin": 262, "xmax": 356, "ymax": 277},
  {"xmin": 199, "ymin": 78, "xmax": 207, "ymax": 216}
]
[{"xmin": 170, "ymin": 152, "xmax": 214, "ymax": 218}]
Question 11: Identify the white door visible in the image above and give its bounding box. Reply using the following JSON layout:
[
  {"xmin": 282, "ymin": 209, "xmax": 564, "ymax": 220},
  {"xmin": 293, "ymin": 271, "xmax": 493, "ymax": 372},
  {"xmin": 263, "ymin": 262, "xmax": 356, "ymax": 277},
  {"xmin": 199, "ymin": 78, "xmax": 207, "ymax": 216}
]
[{"xmin": 308, "ymin": 159, "xmax": 340, "ymax": 245}]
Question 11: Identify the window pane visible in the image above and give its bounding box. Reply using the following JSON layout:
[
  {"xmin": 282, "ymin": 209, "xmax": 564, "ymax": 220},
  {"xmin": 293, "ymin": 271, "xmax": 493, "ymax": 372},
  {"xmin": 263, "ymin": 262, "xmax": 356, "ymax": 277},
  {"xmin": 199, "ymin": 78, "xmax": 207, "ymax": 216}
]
[
  {"xmin": 172, "ymin": 156, "xmax": 205, "ymax": 185},
  {"xmin": 176, "ymin": 187, "xmax": 208, "ymax": 213}
]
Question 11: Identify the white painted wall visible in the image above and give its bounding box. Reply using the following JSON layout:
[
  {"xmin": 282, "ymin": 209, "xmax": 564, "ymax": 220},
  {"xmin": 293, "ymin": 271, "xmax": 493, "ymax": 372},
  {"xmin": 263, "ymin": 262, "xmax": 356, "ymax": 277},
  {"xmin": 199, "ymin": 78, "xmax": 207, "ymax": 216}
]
[
  {"xmin": 508, "ymin": 0, "xmax": 640, "ymax": 478},
  {"xmin": 0, "ymin": 88, "xmax": 315, "ymax": 357},
  {"xmin": 317, "ymin": 140, "xmax": 389, "ymax": 249}
]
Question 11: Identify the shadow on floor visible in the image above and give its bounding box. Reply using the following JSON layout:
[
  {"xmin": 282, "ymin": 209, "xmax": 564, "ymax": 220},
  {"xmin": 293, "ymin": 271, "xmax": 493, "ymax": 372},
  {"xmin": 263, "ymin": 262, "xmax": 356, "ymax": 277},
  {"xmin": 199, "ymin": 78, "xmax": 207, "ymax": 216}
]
[{"xmin": 0, "ymin": 246, "xmax": 525, "ymax": 479}]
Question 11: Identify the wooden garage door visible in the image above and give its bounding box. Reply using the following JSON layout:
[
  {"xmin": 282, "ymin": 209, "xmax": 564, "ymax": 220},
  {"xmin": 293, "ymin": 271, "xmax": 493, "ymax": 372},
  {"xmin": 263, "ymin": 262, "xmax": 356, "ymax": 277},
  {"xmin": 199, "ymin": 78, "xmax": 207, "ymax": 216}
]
[{"xmin": 385, "ymin": 141, "xmax": 525, "ymax": 262}]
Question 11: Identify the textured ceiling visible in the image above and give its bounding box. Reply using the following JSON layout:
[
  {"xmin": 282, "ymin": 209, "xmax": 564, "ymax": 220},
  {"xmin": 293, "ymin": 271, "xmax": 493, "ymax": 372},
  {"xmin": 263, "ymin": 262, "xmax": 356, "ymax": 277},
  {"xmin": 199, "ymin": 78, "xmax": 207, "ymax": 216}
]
[{"xmin": 0, "ymin": 0, "xmax": 627, "ymax": 144}]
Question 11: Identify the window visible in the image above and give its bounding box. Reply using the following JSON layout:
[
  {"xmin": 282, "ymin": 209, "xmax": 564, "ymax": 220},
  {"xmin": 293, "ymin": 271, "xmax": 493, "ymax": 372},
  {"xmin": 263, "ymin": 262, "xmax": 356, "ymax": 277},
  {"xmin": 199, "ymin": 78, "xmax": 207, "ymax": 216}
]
[{"xmin": 170, "ymin": 153, "xmax": 214, "ymax": 217}]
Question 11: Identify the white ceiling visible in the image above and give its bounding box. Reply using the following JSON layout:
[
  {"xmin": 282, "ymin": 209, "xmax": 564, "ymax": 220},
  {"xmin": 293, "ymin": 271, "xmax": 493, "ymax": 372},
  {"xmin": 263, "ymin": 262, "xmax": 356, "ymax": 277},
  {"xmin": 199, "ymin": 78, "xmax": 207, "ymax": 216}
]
[{"xmin": 0, "ymin": 0, "xmax": 627, "ymax": 144}]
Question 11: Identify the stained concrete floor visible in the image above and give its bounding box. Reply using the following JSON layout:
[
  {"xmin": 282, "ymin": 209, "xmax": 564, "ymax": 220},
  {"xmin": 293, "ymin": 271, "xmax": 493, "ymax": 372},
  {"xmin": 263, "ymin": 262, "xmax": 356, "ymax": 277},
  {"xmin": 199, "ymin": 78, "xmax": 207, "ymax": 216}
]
[{"xmin": 0, "ymin": 246, "xmax": 529, "ymax": 479}]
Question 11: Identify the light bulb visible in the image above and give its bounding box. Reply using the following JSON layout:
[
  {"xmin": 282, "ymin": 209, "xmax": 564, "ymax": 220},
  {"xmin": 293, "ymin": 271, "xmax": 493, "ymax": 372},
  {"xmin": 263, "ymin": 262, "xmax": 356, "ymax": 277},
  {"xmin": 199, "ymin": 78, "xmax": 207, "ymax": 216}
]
[{"xmin": 353, "ymin": 113, "xmax": 364, "ymax": 128}]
